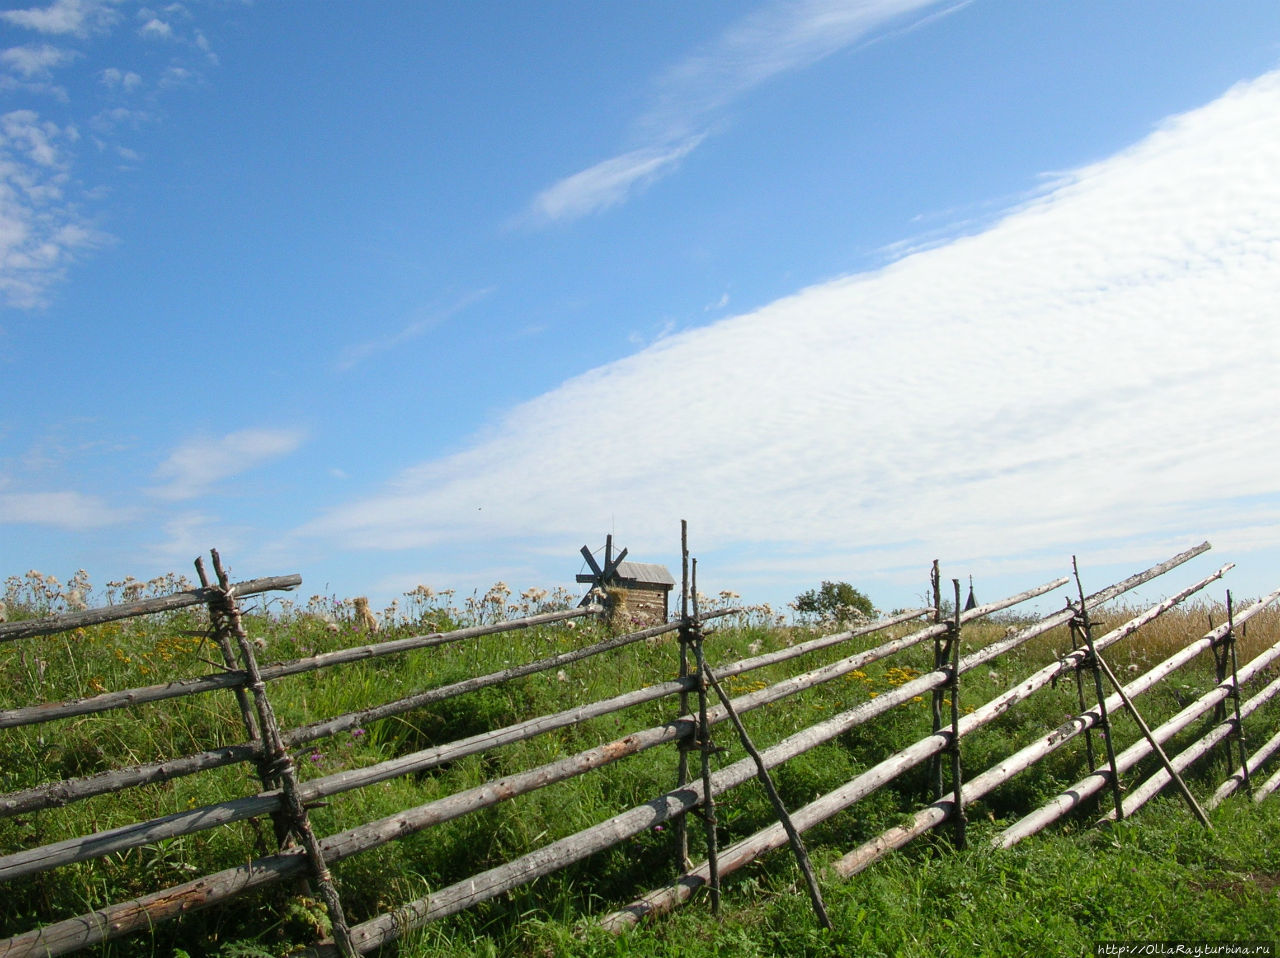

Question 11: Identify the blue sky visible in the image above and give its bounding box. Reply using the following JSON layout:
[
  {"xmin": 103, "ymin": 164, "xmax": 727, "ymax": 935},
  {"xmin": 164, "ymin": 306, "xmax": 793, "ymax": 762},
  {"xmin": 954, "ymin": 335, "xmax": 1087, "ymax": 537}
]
[{"xmin": 2, "ymin": 0, "xmax": 1279, "ymax": 618}]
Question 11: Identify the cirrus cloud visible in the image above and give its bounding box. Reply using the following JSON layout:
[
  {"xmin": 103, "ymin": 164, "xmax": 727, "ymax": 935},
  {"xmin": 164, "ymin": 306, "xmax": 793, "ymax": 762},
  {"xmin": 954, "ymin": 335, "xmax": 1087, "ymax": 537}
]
[
  {"xmin": 306, "ymin": 68, "xmax": 1280, "ymax": 589},
  {"xmin": 150, "ymin": 429, "xmax": 308, "ymax": 501}
]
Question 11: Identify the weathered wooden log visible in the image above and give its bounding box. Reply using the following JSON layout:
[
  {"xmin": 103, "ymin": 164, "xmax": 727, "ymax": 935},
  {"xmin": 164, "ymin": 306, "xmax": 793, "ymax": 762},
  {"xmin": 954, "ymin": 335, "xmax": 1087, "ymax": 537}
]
[
  {"xmin": 282, "ymin": 611, "xmax": 720, "ymax": 747},
  {"xmin": 997, "ymin": 601, "xmax": 1280, "ymax": 847},
  {"xmin": 1100, "ymin": 670, "xmax": 1280, "ymax": 821},
  {"xmin": 0, "ymin": 744, "xmax": 259, "ymax": 818},
  {"xmin": 1209, "ymin": 712, "xmax": 1280, "ymax": 808},
  {"xmin": 0, "ymin": 575, "xmax": 302, "ymax": 642},
  {"xmin": 1255, "ymin": 763, "xmax": 1280, "ymax": 802},
  {"xmin": 0, "ymin": 670, "xmax": 250, "ymax": 730},
  {"xmin": 260, "ymin": 604, "xmax": 604, "ymax": 681},
  {"xmin": 0, "ymin": 792, "xmax": 283, "ymax": 882},
  {"xmin": 0, "ymin": 847, "xmax": 312, "ymax": 958},
  {"xmin": 1091, "ymin": 645, "xmax": 1211, "ymax": 827}
]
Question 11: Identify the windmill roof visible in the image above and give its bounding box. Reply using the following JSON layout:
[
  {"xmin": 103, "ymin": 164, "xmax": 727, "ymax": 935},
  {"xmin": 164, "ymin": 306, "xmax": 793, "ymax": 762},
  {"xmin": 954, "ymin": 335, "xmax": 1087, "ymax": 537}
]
[{"xmin": 613, "ymin": 561, "xmax": 676, "ymax": 588}]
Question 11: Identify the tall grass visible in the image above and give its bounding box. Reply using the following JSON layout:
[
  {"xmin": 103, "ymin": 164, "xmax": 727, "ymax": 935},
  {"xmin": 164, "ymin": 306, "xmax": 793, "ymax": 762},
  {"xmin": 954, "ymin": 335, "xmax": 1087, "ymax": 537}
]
[{"xmin": 1, "ymin": 570, "xmax": 1277, "ymax": 956}]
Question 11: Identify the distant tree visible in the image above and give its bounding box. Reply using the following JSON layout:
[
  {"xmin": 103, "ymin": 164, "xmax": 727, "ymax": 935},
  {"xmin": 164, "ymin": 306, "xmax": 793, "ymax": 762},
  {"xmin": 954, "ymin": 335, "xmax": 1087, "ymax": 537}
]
[{"xmin": 793, "ymin": 581, "xmax": 876, "ymax": 623}]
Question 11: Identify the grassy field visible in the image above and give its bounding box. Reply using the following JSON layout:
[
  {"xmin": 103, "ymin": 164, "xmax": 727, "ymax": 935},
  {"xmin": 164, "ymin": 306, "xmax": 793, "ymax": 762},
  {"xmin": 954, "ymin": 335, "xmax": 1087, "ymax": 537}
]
[{"xmin": 1, "ymin": 569, "xmax": 1278, "ymax": 957}]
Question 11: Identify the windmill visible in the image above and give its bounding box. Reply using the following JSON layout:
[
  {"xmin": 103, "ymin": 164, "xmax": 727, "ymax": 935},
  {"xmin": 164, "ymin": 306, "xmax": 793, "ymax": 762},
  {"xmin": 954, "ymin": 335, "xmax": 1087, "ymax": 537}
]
[
  {"xmin": 576, "ymin": 534, "xmax": 628, "ymax": 606},
  {"xmin": 575, "ymin": 535, "xmax": 676, "ymax": 623}
]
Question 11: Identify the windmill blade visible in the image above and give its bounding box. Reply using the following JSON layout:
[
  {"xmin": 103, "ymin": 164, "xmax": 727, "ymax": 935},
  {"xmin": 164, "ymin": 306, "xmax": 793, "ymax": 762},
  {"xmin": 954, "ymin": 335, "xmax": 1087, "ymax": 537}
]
[
  {"xmin": 601, "ymin": 546, "xmax": 628, "ymax": 580},
  {"xmin": 580, "ymin": 545, "xmax": 603, "ymax": 578}
]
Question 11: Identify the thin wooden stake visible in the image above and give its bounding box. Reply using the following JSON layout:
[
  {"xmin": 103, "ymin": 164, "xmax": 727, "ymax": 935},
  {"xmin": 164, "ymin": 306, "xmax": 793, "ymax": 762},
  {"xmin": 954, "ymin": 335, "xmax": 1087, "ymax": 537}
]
[
  {"xmin": 947, "ymin": 579, "xmax": 966, "ymax": 849},
  {"xmin": 701, "ymin": 657, "xmax": 831, "ymax": 930},
  {"xmin": 676, "ymin": 520, "xmax": 692, "ymax": 870},
  {"xmin": 929, "ymin": 560, "xmax": 945, "ymax": 802},
  {"xmin": 690, "ymin": 558, "xmax": 721, "ymax": 916},
  {"xmin": 1225, "ymin": 592, "xmax": 1252, "ymax": 794},
  {"xmin": 1072, "ymin": 557, "xmax": 1126, "ymax": 821}
]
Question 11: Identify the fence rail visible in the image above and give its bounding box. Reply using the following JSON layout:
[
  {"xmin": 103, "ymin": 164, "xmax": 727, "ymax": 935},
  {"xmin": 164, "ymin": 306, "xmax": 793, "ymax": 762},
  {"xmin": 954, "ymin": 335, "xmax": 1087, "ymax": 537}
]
[{"xmin": 1, "ymin": 538, "xmax": 1276, "ymax": 956}]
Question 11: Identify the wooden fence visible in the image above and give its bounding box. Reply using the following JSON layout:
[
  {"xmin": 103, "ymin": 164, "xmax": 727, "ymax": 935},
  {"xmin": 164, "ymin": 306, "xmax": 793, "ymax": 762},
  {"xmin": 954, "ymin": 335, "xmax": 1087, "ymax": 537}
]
[{"xmin": 1, "ymin": 540, "xmax": 1277, "ymax": 955}]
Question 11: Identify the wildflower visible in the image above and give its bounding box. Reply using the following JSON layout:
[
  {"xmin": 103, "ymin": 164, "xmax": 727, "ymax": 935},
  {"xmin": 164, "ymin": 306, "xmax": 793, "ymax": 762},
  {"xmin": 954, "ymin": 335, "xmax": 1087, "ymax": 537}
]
[
  {"xmin": 351, "ymin": 728, "xmax": 367, "ymax": 739},
  {"xmin": 309, "ymin": 752, "xmax": 324, "ymax": 764}
]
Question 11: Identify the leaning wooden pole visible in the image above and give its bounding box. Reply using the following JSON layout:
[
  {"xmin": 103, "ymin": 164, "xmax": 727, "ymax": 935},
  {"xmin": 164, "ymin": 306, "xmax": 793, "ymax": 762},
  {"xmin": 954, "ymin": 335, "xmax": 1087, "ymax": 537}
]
[
  {"xmin": 1091, "ymin": 643, "xmax": 1212, "ymax": 828},
  {"xmin": 208, "ymin": 551, "xmax": 359, "ymax": 958},
  {"xmin": 702, "ymin": 657, "xmax": 831, "ymax": 930}
]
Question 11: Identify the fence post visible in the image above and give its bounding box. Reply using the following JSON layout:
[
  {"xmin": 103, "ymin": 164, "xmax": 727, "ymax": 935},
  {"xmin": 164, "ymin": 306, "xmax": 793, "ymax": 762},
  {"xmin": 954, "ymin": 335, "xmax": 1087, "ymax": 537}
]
[
  {"xmin": 946, "ymin": 579, "xmax": 967, "ymax": 849},
  {"xmin": 690, "ymin": 558, "xmax": 721, "ymax": 916},
  {"xmin": 675, "ymin": 521, "xmax": 693, "ymax": 871},
  {"xmin": 206, "ymin": 550, "xmax": 359, "ymax": 958},
  {"xmin": 1224, "ymin": 592, "xmax": 1253, "ymax": 794},
  {"xmin": 1071, "ymin": 557, "xmax": 1126, "ymax": 821},
  {"xmin": 929, "ymin": 560, "xmax": 946, "ymax": 802}
]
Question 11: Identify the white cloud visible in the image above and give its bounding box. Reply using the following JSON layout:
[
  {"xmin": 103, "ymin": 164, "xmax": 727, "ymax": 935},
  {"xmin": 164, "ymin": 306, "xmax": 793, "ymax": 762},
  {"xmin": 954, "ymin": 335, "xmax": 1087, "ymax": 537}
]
[
  {"xmin": 527, "ymin": 138, "xmax": 704, "ymax": 225},
  {"xmin": 0, "ymin": 0, "xmax": 118, "ymax": 38},
  {"xmin": 0, "ymin": 1, "xmax": 215, "ymax": 306},
  {"xmin": 306, "ymin": 69, "xmax": 1280, "ymax": 584},
  {"xmin": 1, "ymin": 43, "xmax": 78, "ymax": 79},
  {"xmin": 144, "ymin": 511, "xmax": 248, "ymax": 566},
  {"xmin": 0, "ymin": 109, "xmax": 105, "ymax": 308},
  {"xmin": 139, "ymin": 17, "xmax": 173, "ymax": 40},
  {"xmin": 150, "ymin": 429, "xmax": 308, "ymax": 501},
  {"xmin": 0, "ymin": 490, "xmax": 134, "ymax": 528},
  {"xmin": 527, "ymin": 0, "xmax": 948, "ymax": 223},
  {"xmin": 336, "ymin": 288, "xmax": 494, "ymax": 371},
  {"xmin": 100, "ymin": 66, "xmax": 142, "ymax": 91}
]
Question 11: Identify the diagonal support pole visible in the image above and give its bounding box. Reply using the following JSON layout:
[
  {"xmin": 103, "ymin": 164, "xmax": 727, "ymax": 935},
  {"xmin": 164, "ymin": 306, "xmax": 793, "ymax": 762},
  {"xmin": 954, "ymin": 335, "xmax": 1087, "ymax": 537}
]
[
  {"xmin": 1089, "ymin": 642, "xmax": 1212, "ymax": 829},
  {"xmin": 702, "ymin": 654, "xmax": 832, "ymax": 930}
]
